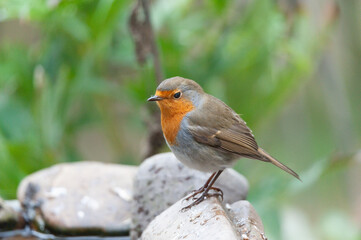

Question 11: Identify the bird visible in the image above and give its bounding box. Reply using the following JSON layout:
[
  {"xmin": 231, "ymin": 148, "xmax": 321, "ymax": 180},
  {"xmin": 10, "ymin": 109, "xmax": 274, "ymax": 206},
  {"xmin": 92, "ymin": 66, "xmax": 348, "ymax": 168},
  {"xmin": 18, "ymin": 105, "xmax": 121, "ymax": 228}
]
[{"xmin": 147, "ymin": 76, "xmax": 300, "ymax": 210}]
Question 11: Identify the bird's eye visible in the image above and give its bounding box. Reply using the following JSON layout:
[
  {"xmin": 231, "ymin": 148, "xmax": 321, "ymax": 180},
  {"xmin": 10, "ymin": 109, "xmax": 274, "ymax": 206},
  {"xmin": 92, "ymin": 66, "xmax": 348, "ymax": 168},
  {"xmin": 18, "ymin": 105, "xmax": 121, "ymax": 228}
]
[{"xmin": 173, "ymin": 92, "xmax": 181, "ymax": 99}]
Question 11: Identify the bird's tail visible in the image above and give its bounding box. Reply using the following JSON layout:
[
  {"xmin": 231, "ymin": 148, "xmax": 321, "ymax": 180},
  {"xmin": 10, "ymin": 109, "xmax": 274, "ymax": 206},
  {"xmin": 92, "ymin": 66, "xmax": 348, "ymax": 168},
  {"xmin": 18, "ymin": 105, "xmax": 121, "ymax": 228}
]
[{"xmin": 258, "ymin": 148, "xmax": 301, "ymax": 181}]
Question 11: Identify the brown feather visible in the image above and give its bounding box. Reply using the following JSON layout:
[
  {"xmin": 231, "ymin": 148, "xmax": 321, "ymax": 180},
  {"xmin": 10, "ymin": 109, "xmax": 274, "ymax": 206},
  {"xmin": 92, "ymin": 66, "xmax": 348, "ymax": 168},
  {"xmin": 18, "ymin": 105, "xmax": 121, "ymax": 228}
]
[
  {"xmin": 258, "ymin": 148, "xmax": 301, "ymax": 180},
  {"xmin": 187, "ymin": 94, "xmax": 300, "ymax": 180}
]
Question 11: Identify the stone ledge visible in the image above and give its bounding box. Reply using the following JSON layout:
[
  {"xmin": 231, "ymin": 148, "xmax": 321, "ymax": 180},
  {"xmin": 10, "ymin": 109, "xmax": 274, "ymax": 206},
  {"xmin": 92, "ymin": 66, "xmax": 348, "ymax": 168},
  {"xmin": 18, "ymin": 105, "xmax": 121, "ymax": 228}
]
[
  {"xmin": 131, "ymin": 152, "xmax": 249, "ymax": 239},
  {"xmin": 141, "ymin": 196, "xmax": 267, "ymax": 240},
  {"xmin": 17, "ymin": 161, "xmax": 137, "ymax": 235}
]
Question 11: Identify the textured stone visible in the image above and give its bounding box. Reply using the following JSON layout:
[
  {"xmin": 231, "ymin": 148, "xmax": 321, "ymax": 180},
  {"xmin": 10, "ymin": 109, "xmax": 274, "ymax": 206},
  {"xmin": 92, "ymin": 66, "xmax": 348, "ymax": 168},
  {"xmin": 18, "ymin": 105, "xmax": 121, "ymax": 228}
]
[
  {"xmin": 17, "ymin": 161, "xmax": 137, "ymax": 235},
  {"xmin": 0, "ymin": 198, "xmax": 22, "ymax": 230},
  {"xmin": 141, "ymin": 197, "xmax": 267, "ymax": 240},
  {"xmin": 228, "ymin": 201, "xmax": 267, "ymax": 240},
  {"xmin": 141, "ymin": 196, "xmax": 241, "ymax": 240},
  {"xmin": 131, "ymin": 152, "xmax": 248, "ymax": 239}
]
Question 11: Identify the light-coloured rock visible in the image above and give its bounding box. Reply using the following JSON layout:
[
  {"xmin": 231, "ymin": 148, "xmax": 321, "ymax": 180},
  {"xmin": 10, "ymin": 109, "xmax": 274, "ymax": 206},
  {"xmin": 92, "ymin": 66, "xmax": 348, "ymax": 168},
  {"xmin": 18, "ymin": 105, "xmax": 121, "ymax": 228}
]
[
  {"xmin": 17, "ymin": 161, "xmax": 137, "ymax": 235},
  {"xmin": 228, "ymin": 201, "xmax": 267, "ymax": 240},
  {"xmin": 131, "ymin": 152, "xmax": 248, "ymax": 239},
  {"xmin": 0, "ymin": 198, "xmax": 22, "ymax": 230},
  {"xmin": 141, "ymin": 196, "xmax": 241, "ymax": 240},
  {"xmin": 141, "ymin": 197, "xmax": 267, "ymax": 240}
]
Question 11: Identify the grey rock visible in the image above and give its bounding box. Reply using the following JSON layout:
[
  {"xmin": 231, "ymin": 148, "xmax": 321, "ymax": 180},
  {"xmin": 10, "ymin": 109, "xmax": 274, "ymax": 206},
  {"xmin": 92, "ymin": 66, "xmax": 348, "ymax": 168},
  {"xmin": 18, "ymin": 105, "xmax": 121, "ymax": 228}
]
[
  {"xmin": 228, "ymin": 201, "xmax": 267, "ymax": 240},
  {"xmin": 131, "ymin": 152, "xmax": 248, "ymax": 239},
  {"xmin": 141, "ymin": 197, "xmax": 267, "ymax": 240},
  {"xmin": 0, "ymin": 198, "xmax": 22, "ymax": 230},
  {"xmin": 141, "ymin": 196, "xmax": 241, "ymax": 240},
  {"xmin": 17, "ymin": 161, "xmax": 137, "ymax": 235}
]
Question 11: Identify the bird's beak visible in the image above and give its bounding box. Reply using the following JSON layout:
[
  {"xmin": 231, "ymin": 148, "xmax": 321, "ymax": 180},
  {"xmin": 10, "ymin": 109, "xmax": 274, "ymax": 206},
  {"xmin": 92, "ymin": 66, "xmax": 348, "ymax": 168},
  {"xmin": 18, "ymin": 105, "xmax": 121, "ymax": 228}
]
[{"xmin": 147, "ymin": 95, "xmax": 164, "ymax": 102}]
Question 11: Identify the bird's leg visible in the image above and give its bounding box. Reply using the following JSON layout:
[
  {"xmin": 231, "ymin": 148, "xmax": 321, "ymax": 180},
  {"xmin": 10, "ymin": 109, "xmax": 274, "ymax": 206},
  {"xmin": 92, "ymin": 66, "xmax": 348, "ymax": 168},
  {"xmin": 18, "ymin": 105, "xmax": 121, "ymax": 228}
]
[
  {"xmin": 182, "ymin": 170, "xmax": 224, "ymax": 211},
  {"xmin": 185, "ymin": 172, "xmax": 217, "ymax": 201}
]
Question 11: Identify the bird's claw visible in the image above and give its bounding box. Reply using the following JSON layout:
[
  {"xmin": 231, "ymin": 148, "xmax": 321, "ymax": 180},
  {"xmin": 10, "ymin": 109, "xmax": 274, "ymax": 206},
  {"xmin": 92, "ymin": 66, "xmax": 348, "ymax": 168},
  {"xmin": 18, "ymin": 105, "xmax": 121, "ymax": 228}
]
[
  {"xmin": 208, "ymin": 187, "xmax": 223, "ymax": 201},
  {"xmin": 184, "ymin": 187, "xmax": 205, "ymax": 201},
  {"xmin": 181, "ymin": 194, "xmax": 206, "ymax": 212},
  {"xmin": 181, "ymin": 188, "xmax": 224, "ymax": 212}
]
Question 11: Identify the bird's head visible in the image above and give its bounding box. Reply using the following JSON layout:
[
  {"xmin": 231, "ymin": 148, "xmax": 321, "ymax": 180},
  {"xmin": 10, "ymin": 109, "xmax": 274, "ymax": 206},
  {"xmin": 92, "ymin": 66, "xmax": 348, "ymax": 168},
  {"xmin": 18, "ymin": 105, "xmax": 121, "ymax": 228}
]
[{"xmin": 147, "ymin": 77, "xmax": 204, "ymax": 116}]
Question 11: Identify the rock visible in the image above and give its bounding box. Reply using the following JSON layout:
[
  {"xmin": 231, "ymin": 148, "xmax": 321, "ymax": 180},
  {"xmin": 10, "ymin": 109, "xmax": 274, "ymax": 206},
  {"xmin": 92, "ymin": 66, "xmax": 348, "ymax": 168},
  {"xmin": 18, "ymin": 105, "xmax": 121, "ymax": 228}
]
[
  {"xmin": 141, "ymin": 196, "xmax": 241, "ymax": 240},
  {"xmin": 131, "ymin": 152, "xmax": 248, "ymax": 239},
  {"xmin": 0, "ymin": 198, "xmax": 23, "ymax": 230},
  {"xmin": 141, "ymin": 197, "xmax": 267, "ymax": 240},
  {"xmin": 17, "ymin": 161, "xmax": 137, "ymax": 235},
  {"xmin": 228, "ymin": 201, "xmax": 267, "ymax": 240}
]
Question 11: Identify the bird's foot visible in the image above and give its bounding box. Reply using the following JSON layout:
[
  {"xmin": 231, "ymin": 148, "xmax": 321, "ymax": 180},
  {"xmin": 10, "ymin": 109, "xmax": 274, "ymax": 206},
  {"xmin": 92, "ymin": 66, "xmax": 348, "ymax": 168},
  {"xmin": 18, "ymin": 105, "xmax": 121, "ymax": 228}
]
[
  {"xmin": 185, "ymin": 186, "xmax": 223, "ymax": 201},
  {"xmin": 181, "ymin": 188, "xmax": 223, "ymax": 212},
  {"xmin": 184, "ymin": 186, "xmax": 205, "ymax": 201},
  {"xmin": 181, "ymin": 193, "xmax": 207, "ymax": 212},
  {"xmin": 209, "ymin": 187, "xmax": 224, "ymax": 201}
]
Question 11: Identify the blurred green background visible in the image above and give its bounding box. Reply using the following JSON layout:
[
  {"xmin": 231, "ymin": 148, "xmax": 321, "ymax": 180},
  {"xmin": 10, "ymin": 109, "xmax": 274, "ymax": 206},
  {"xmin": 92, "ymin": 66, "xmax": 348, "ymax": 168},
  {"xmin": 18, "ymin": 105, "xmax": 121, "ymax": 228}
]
[{"xmin": 0, "ymin": 0, "xmax": 360, "ymax": 239}]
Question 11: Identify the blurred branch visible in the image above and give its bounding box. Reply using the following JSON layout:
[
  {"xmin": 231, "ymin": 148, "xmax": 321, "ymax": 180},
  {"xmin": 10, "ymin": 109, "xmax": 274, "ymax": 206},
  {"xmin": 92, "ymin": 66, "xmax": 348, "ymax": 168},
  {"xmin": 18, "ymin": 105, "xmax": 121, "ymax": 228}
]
[
  {"xmin": 129, "ymin": 0, "xmax": 164, "ymax": 83},
  {"xmin": 129, "ymin": 0, "xmax": 165, "ymax": 158},
  {"xmin": 140, "ymin": 0, "xmax": 164, "ymax": 83}
]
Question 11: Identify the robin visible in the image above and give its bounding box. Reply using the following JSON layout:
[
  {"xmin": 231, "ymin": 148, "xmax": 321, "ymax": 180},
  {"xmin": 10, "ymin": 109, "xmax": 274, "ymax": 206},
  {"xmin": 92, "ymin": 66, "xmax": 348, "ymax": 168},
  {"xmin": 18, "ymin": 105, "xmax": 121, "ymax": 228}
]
[{"xmin": 147, "ymin": 76, "xmax": 300, "ymax": 210}]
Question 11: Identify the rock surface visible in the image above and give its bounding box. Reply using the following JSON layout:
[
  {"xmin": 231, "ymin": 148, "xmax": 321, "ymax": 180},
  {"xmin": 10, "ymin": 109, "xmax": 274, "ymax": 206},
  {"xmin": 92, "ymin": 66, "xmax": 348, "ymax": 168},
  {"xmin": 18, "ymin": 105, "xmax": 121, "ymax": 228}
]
[
  {"xmin": 131, "ymin": 152, "xmax": 249, "ymax": 239},
  {"xmin": 0, "ymin": 198, "xmax": 22, "ymax": 230},
  {"xmin": 141, "ymin": 197, "xmax": 267, "ymax": 240},
  {"xmin": 17, "ymin": 161, "xmax": 137, "ymax": 235},
  {"xmin": 141, "ymin": 196, "xmax": 241, "ymax": 240},
  {"xmin": 228, "ymin": 201, "xmax": 267, "ymax": 240}
]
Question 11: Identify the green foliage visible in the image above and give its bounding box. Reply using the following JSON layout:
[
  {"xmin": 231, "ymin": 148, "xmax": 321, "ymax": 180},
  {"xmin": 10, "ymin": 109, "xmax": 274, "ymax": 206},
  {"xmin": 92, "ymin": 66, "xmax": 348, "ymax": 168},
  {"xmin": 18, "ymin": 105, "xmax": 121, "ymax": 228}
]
[{"xmin": 0, "ymin": 0, "xmax": 136, "ymax": 198}]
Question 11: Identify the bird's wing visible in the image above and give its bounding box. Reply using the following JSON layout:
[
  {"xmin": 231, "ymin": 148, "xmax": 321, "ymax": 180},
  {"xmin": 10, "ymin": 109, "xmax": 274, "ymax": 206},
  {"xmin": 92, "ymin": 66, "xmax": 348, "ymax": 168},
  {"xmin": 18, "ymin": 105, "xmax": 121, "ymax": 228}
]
[
  {"xmin": 186, "ymin": 94, "xmax": 300, "ymax": 180},
  {"xmin": 186, "ymin": 95, "xmax": 263, "ymax": 160},
  {"xmin": 188, "ymin": 124, "xmax": 263, "ymax": 160}
]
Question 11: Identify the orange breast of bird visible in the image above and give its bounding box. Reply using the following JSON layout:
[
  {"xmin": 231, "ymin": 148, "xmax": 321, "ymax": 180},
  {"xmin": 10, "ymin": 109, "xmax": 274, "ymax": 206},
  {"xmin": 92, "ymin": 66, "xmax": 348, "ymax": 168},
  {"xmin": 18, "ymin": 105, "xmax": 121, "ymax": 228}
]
[{"xmin": 155, "ymin": 90, "xmax": 195, "ymax": 145}]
